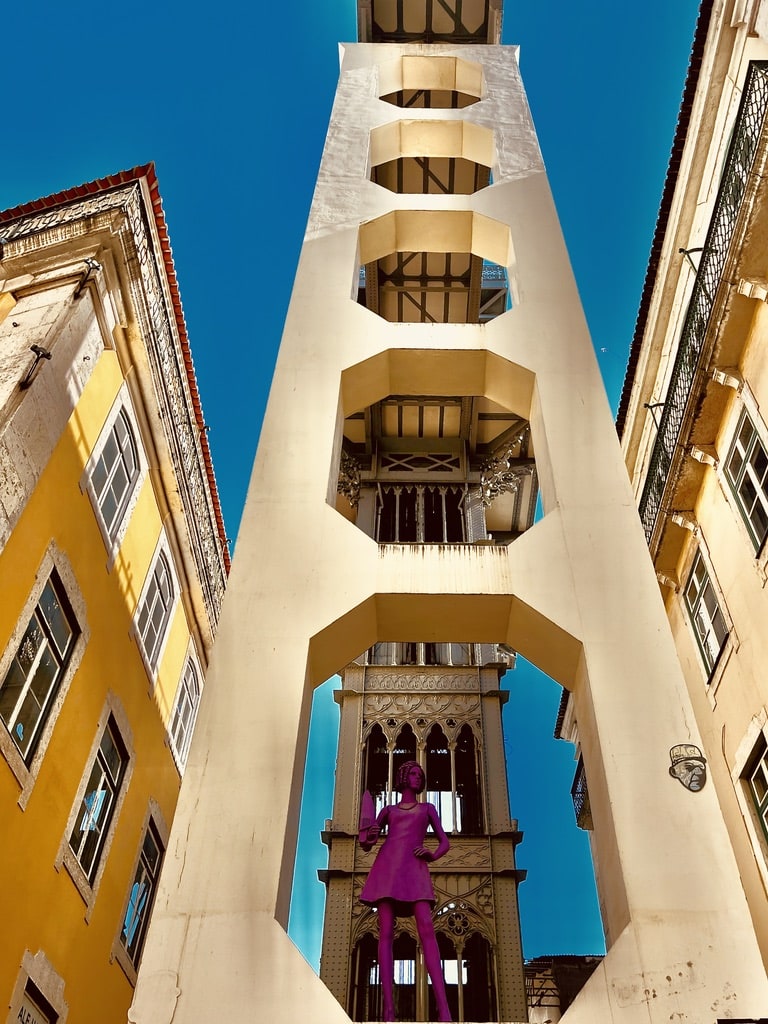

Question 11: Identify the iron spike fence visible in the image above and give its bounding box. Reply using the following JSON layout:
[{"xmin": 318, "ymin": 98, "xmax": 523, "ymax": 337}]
[{"xmin": 638, "ymin": 61, "xmax": 768, "ymax": 545}]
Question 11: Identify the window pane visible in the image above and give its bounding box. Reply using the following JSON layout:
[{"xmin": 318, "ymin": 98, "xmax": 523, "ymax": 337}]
[
  {"xmin": 142, "ymin": 828, "xmax": 160, "ymax": 873},
  {"xmin": 121, "ymin": 823, "xmax": 163, "ymax": 965},
  {"xmin": 100, "ymin": 726, "xmax": 123, "ymax": 783},
  {"xmin": 0, "ymin": 573, "xmax": 78, "ymax": 763},
  {"xmin": 69, "ymin": 719, "xmax": 127, "ymax": 881},
  {"xmin": 38, "ymin": 581, "xmax": 73, "ymax": 657},
  {"xmin": 92, "ymin": 409, "xmax": 139, "ymax": 539},
  {"xmin": 685, "ymin": 552, "xmax": 727, "ymax": 675},
  {"xmin": 727, "ymin": 411, "xmax": 768, "ymax": 548},
  {"xmin": 0, "ymin": 660, "xmax": 26, "ymax": 728},
  {"xmin": 137, "ymin": 555, "xmax": 174, "ymax": 670}
]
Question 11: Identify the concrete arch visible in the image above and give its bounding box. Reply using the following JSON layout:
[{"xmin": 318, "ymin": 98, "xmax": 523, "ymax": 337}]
[
  {"xmin": 307, "ymin": 589, "xmax": 583, "ymax": 692},
  {"xmin": 340, "ymin": 348, "xmax": 534, "ymax": 421},
  {"xmin": 370, "ymin": 120, "xmax": 494, "ymax": 172},
  {"xmin": 358, "ymin": 209, "xmax": 512, "ymax": 271},
  {"xmin": 378, "ymin": 54, "xmax": 484, "ymax": 103}
]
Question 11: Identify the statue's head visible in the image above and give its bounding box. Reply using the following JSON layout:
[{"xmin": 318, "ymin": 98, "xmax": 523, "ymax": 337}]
[{"xmin": 395, "ymin": 760, "xmax": 425, "ymax": 793}]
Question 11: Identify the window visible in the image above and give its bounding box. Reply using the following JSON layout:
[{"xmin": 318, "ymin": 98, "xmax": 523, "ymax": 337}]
[
  {"xmin": 68, "ymin": 716, "xmax": 128, "ymax": 882},
  {"xmin": 683, "ymin": 551, "xmax": 729, "ymax": 675},
  {"xmin": 89, "ymin": 408, "xmax": 139, "ymax": 541},
  {"xmin": 170, "ymin": 659, "xmax": 201, "ymax": 768},
  {"xmin": 425, "ymin": 723, "xmax": 482, "ymax": 834},
  {"xmin": 17, "ymin": 981, "xmax": 57, "ymax": 1024},
  {"xmin": 377, "ymin": 485, "xmax": 466, "ymax": 542},
  {"xmin": 136, "ymin": 552, "xmax": 174, "ymax": 671},
  {"xmin": 725, "ymin": 409, "xmax": 768, "ymax": 550},
  {"xmin": 0, "ymin": 571, "xmax": 78, "ymax": 764},
  {"xmin": 120, "ymin": 820, "xmax": 164, "ymax": 968},
  {"xmin": 7, "ymin": 951, "xmax": 68, "ymax": 1024},
  {"xmin": 746, "ymin": 734, "xmax": 768, "ymax": 845}
]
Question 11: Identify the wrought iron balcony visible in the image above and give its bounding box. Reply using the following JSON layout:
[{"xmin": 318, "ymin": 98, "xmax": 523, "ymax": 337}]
[
  {"xmin": 638, "ymin": 61, "xmax": 768, "ymax": 545},
  {"xmin": 571, "ymin": 757, "xmax": 593, "ymax": 831}
]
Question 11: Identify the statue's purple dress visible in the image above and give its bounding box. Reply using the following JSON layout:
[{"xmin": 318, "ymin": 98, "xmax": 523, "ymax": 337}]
[{"xmin": 360, "ymin": 803, "xmax": 436, "ymax": 915}]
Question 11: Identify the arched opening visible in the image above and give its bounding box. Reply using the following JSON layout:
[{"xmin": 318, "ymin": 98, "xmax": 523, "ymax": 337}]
[
  {"xmin": 393, "ymin": 722, "xmax": 418, "ymax": 779},
  {"xmin": 337, "ymin": 390, "xmax": 537, "ymax": 548},
  {"xmin": 461, "ymin": 932, "xmax": 496, "ymax": 1022},
  {"xmin": 358, "ymin": 252, "xmax": 510, "ymax": 324},
  {"xmin": 369, "ymin": 118, "xmax": 494, "ymax": 198},
  {"xmin": 455, "ymin": 725, "xmax": 482, "ymax": 835},
  {"xmin": 377, "ymin": 56, "xmax": 484, "ymax": 110},
  {"xmin": 363, "ymin": 723, "xmax": 389, "ymax": 816},
  {"xmin": 425, "ymin": 724, "xmax": 453, "ymax": 830},
  {"xmin": 356, "ymin": 210, "xmax": 515, "ymax": 324},
  {"xmin": 287, "ymin": 631, "xmax": 605, "ymax": 1022}
]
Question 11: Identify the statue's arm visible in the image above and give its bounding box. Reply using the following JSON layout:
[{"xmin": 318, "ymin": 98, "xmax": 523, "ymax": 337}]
[
  {"xmin": 360, "ymin": 805, "xmax": 388, "ymax": 851},
  {"xmin": 415, "ymin": 804, "xmax": 450, "ymax": 862}
]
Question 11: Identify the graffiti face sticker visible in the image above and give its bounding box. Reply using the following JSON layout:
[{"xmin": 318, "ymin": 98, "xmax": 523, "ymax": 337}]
[{"xmin": 669, "ymin": 743, "xmax": 707, "ymax": 792}]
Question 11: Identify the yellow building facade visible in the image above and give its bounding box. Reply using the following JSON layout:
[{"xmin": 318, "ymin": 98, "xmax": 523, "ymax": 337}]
[{"xmin": 0, "ymin": 167, "xmax": 228, "ymax": 1023}]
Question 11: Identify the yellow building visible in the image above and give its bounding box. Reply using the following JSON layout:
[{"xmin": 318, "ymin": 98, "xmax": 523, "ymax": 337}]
[
  {"xmin": 0, "ymin": 166, "xmax": 228, "ymax": 1022},
  {"xmin": 619, "ymin": 0, "xmax": 768, "ymax": 973}
]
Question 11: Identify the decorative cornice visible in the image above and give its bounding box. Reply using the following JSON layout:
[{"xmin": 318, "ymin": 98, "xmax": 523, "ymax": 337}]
[
  {"xmin": 364, "ymin": 669, "xmax": 479, "ymax": 691},
  {"xmin": 0, "ymin": 166, "xmax": 229, "ymax": 626}
]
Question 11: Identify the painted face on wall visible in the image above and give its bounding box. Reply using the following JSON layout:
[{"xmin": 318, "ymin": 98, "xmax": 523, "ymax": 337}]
[{"xmin": 668, "ymin": 744, "xmax": 707, "ymax": 792}]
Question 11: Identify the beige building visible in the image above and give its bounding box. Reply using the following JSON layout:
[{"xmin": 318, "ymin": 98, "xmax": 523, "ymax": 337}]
[
  {"xmin": 619, "ymin": 0, "xmax": 768, "ymax": 977},
  {"xmin": 132, "ymin": 0, "xmax": 768, "ymax": 1020}
]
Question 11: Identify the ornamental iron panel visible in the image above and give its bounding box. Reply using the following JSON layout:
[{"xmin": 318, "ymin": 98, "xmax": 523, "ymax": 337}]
[
  {"xmin": 638, "ymin": 62, "xmax": 768, "ymax": 544},
  {"xmin": 571, "ymin": 757, "xmax": 592, "ymax": 831}
]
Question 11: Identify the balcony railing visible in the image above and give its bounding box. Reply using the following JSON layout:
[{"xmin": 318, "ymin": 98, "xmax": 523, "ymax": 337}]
[
  {"xmin": 639, "ymin": 61, "xmax": 768, "ymax": 544},
  {"xmin": 571, "ymin": 757, "xmax": 593, "ymax": 831}
]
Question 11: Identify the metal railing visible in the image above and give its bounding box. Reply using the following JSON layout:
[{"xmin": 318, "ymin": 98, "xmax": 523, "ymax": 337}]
[
  {"xmin": 571, "ymin": 757, "xmax": 593, "ymax": 831},
  {"xmin": 638, "ymin": 61, "xmax": 768, "ymax": 544}
]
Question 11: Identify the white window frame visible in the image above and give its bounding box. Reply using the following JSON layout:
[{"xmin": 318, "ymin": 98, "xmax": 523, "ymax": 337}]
[
  {"xmin": 133, "ymin": 534, "xmax": 180, "ymax": 682},
  {"xmin": 7, "ymin": 950, "xmax": 69, "ymax": 1024},
  {"xmin": 732, "ymin": 713, "xmax": 768, "ymax": 895},
  {"xmin": 682, "ymin": 547, "xmax": 731, "ymax": 682},
  {"xmin": 113, "ymin": 799, "xmax": 169, "ymax": 984},
  {"xmin": 0, "ymin": 546, "xmax": 88, "ymax": 808},
  {"xmin": 81, "ymin": 385, "xmax": 147, "ymax": 566},
  {"xmin": 723, "ymin": 405, "xmax": 768, "ymax": 552},
  {"xmin": 57, "ymin": 693, "xmax": 134, "ymax": 917},
  {"xmin": 169, "ymin": 649, "xmax": 203, "ymax": 771}
]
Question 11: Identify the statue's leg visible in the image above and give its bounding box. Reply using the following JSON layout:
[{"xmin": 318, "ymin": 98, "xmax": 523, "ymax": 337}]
[
  {"xmin": 413, "ymin": 902, "xmax": 451, "ymax": 1022},
  {"xmin": 377, "ymin": 900, "xmax": 396, "ymax": 1022}
]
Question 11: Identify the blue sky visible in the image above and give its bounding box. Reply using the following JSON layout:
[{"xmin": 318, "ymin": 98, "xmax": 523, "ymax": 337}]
[{"xmin": 1, "ymin": 0, "xmax": 701, "ymax": 973}]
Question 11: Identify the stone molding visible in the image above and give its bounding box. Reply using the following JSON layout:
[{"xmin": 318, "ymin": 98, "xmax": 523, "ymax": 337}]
[
  {"xmin": 1, "ymin": 181, "xmax": 227, "ymax": 626},
  {"xmin": 363, "ymin": 669, "xmax": 479, "ymax": 691}
]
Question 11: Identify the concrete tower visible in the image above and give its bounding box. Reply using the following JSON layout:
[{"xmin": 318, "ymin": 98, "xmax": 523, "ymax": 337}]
[{"xmin": 131, "ymin": 1, "xmax": 768, "ymax": 1020}]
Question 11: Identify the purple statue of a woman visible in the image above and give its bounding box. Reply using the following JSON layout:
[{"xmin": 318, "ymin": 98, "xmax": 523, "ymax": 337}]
[{"xmin": 359, "ymin": 760, "xmax": 451, "ymax": 1022}]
